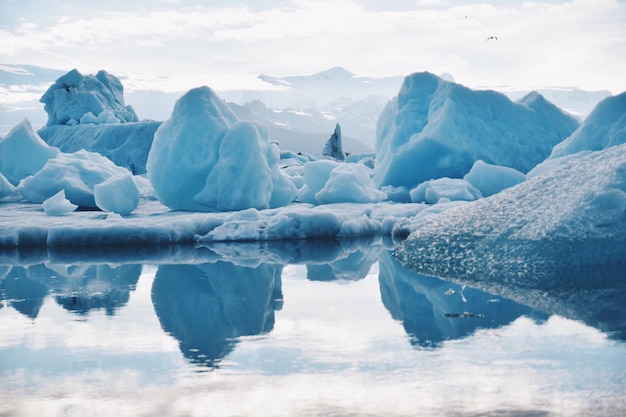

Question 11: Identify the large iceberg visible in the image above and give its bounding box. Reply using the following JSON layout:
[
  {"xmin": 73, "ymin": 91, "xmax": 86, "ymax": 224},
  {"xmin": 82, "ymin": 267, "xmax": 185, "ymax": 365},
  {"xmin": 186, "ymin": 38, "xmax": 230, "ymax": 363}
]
[
  {"xmin": 40, "ymin": 69, "xmax": 138, "ymax": 127},
  {"xmin": 147, "ymin": 86, "xmax": 297, "ymax": 212},
  {"xmin": 374, "ymin": 72, "xmax": 580, "ymax": 188},
  {"xmin": 39, "ymin": 121, "xmax": 161, "ymax": 175},
  {"xmin": 395, "ymin": 143, "xmax": 626, "ymax": 335},
  {"xmin": 37, "ymin": 69, "xmax": 159, "ymax": 175},
  {"xmin": 396, "ymin": 142, "xmax": 626, "ymax": 264},
  {"xmin": 549, "ymin": 92, "xmax": 626, "ymax": 158}
]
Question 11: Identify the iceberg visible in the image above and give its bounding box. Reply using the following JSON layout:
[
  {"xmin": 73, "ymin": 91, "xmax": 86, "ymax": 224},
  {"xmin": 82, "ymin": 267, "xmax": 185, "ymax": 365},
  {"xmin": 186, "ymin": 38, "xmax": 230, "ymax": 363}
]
[
  {"xmin": 463, "ymin": 160, "xmax": 526, "ymax": 198},
  {"xmin": 0, "ymin": 119, "xmax": 60, "ymax": 186},
  {"xmin": 550, "ymin": 92, "xmax": 626, "ymax": 158},
  {"xmin": 40, "ymin": 69, "xmax": 138, "ymax": 127},
  {"xmin": 322, "ymin": 123, "xmax": 345, "ymax": 161},
  {"xmin": 42, "ymin": 190, "xmax": 78, "ymax": 216},
  {"xmin": 409, "ymin": 177, "xmax": 481, "ymax": 204},
  {"xmin": 374, "ymin": 72, "xmax": 580, "ymax": 188},
  {"xmin": 94, "ymin": 173, "xmax": 140, "ymax": 216},
  {"xmin": 395, "ymin": 143, "xmax": 626, "ymax": 334},
  {"xmin": 147, "ymin": 86, "xmax": 297, "ymax": 212},
  {"xmin": 18, "ymin": 149, "xmax": 137, "ymax": 208},
  {"xmin": 37, "ymin": 68, "xmax": 160, "ymax": 175},
  {"xmin": 39, "ymin": 121, "xmax": 161, "ymax": 175}
]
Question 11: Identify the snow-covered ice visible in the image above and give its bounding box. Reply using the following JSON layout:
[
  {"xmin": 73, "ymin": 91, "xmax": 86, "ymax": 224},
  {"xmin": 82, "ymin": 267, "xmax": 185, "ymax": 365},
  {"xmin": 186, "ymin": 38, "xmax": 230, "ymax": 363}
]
[{"xmin": 374, "ymin": 72, "xmax": 580, "ymax": 188}]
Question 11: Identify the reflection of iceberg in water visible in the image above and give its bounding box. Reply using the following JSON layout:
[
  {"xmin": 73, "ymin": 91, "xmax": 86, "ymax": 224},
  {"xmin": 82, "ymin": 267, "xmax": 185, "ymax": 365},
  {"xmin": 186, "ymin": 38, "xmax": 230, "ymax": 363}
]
[
  {"xmin": 205, "ymin": 237, "xmax": 384, "ymax": 282},
  {"xmin": 306, "ymin": 238, "xmax": 382, "ymax": 282},
  {"xmin": 50, "ymin": 264, "xmax": 141, "ymax": 316},
  {"xmin": 151, "ymin": 261, "xmax": 283, "ymax": 367},
  {"xmin": 0, "ymin": 263, "xmax": 140, "ymax": 317},
  {"xmin": 396, "ymin": 237, "xmax": 626, "ymax": 339},
  {"xmin": 0, "ymin": 266, "xmax": 48, "ymax": 318},
  {"xmin": 378, "ymin": 252, "xmax": 547, "ymax": 348}
]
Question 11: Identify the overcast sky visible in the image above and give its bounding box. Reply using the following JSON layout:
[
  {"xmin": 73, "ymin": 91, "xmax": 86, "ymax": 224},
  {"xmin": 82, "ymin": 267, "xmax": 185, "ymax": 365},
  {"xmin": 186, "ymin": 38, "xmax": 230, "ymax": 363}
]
[{"xmin": 1, "ymin": 0, "xmax": 625, "ymax": 93}]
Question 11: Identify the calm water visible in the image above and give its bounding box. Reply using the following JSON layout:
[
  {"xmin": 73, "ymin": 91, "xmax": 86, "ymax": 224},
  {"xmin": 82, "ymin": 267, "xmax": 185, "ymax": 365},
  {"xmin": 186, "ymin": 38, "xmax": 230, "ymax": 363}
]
[{"xmin": 1, "ymin": 239, "xmax": 625, "ymax": 417}]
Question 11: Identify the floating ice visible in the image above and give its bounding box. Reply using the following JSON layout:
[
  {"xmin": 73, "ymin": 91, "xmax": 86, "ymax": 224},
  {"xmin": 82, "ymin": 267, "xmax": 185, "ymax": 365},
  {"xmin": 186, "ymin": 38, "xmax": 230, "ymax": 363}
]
[
  {"xmin": 550, "ymin": 92, "xmax": 626, "ymax": 158},
  {"xmin": 396, "ymin": 142, "xmax": 626, "ymax": 278},
  {"xmin": 463, "ymin": 160, "xmax": 526, "ymax": 197},
  {"xmin": 409, "ymin": 177, "xmax": 481, "ymax": 204},
  {"xmin": 39, "ymin": 121, "xmax": 161, "ymax": 175},
  {"xmin": 0, "ymin": 173, "xmax": 17, "ymax": 200},
  {"xmin": 94, "ymin": 173, "xmax": 140, "ymax": 216},
  {"xmin": 316, "ymin": 163, "xmax": 386, "ymax": 204},
  {"xmin": 374, "ymin": 72, "xmax": 579, "ymax": 188},
  {"xmin": 322, "ymin": 123, "xmax": 345, "ymax": 161},
  {"xmin": 147, "ymin": 86, "xmax": 296, "ymax": 212},
  {"xmin": 18, "ymin": 149, "xmax": 134, "ymax": 208},
  {"xmin": 42, "ymin": 190, "xmax": 78, "ymax": 216},
  {"xmin": 0, "ymin": 119, "xmax": 59, "ymax": 186},
  {"xmin": 40, "ymin": 69, "xmax": 138, "ymax": 127}
]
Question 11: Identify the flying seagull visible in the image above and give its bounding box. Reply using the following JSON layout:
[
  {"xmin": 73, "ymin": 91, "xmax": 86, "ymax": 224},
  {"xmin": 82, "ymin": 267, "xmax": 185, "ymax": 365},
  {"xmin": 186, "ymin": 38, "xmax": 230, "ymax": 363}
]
[{"xmin": 484, "ymin": 36, "xmax": 498, "ymax": 43}]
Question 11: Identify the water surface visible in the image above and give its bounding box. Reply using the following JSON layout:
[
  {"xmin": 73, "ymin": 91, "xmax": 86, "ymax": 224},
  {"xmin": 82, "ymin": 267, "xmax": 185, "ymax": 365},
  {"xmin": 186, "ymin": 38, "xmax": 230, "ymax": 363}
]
[{"xmin": 1, "ymin": 239, "xmax": 624, "ymax": 416}]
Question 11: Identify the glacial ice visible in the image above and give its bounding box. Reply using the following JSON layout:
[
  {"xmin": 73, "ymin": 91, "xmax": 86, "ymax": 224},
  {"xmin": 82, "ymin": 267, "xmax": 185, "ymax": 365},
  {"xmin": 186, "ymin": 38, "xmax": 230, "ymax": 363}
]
[{"xmin": 374, "ymin": 72, "xmax": 579, "ymax": 188}]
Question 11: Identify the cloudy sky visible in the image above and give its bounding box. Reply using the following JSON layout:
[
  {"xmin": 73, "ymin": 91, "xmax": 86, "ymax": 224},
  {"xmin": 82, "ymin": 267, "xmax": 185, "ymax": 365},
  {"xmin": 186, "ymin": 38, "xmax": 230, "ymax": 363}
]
[{"xmin": 1, "ymin": 0, "xmax": 625, "ymax": 93}]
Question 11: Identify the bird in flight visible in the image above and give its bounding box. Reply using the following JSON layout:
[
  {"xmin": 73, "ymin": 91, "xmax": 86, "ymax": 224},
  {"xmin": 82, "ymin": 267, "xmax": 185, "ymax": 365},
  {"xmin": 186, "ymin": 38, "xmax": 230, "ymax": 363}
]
[{"xmin": 484, "ymin": 36, "xmax": 498, "ymax": 43}]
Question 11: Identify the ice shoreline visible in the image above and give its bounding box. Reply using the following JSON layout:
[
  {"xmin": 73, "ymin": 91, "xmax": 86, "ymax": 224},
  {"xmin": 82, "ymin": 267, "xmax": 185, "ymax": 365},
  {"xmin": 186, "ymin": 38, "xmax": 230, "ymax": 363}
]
[{"xmin": 0, "ymin": 199, "xmax": 429, "ymax": 248}]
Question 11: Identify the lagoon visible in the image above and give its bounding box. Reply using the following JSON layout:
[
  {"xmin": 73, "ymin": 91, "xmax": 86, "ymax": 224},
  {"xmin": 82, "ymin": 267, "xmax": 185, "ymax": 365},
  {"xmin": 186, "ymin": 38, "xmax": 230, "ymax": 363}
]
[{"xmin": 1, "ymin": 239, "xmax": 624, "ymax": 416}]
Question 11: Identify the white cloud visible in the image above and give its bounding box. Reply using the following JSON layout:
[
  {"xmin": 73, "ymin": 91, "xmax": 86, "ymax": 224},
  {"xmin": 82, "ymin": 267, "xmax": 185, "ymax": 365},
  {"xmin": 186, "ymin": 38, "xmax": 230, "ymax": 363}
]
[{"xmin": 0, "ymin": 0, "xmax": 624, "ymax": 92}]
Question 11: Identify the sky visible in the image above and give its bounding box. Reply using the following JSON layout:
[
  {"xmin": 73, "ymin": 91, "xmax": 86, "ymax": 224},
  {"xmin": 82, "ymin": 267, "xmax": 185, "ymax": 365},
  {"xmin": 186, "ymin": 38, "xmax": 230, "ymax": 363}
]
[{"xmin": 1, "ymin": 0, "xmax": 625, "ymax": 93}]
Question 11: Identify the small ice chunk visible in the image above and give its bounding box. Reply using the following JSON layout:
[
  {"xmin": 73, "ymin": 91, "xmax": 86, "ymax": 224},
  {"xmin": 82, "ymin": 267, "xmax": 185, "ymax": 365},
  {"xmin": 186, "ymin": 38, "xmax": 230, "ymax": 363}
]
[
  {"xmin": 42, "ymin": 190, "xmax": 78, "ymax": 216},
  {"xmin": 410, "ymin": 178, "xmax": 482, "ymax": 204},
  {"xmin": 463, "ymin": 160, "xmax": 525, "ymax": 197},
  {"xmin": 94, "ymin": 172, "xmax": 140, "ymax": 215}
]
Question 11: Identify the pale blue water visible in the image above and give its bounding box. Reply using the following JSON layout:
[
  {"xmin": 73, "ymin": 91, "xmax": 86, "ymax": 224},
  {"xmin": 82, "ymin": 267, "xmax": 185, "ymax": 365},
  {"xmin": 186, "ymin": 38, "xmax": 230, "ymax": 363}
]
[{"xmin": 1, "ymin": 239, "xmax": 624, "ymax": 416}]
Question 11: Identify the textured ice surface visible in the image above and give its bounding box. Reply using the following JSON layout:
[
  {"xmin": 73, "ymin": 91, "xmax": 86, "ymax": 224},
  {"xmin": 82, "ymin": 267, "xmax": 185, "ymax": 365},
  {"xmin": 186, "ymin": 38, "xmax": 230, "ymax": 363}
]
[
  {"xmin": 147, "ymin": 86, "xmax": 296, "ymax": 212},
  {"xmin": 40, "ymin": 69, "xmax": 138, "ymax": 127},
  {"xmin": 375, "ymin": 72, "xmax": 579, "ymax": 188}
]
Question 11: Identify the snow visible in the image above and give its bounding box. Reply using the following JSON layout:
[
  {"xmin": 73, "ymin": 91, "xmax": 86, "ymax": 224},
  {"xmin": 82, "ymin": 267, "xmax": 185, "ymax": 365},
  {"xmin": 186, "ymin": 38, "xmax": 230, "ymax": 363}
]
[
  {"xmin": 147, "ymin": 86, "xmax": 297, "ymax": 212},
  {"xmin": 0, "ymin": 119, "xmax": 60, "ymax": 186},
  {"xmin": 40, "ymin": 69, "xmax": 138, "ymax": 127},
  {"xmin": 374, "ymin": 72, "xmax": 580, "ymax": 188}
]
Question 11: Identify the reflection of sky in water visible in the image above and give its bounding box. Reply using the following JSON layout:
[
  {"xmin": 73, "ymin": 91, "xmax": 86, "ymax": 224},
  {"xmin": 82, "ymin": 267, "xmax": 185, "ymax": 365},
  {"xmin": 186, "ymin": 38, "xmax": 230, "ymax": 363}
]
[{"xmin": 0, "ymin": 246, "xmax": 625, "ymax": 417}]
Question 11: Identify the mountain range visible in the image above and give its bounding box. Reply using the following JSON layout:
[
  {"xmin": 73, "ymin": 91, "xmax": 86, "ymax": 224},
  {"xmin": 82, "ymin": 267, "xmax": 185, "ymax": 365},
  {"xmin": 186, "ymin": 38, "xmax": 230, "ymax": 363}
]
[{"xmin": 0, "ymin": 64, "xmax": 614, "ymax": 152}]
